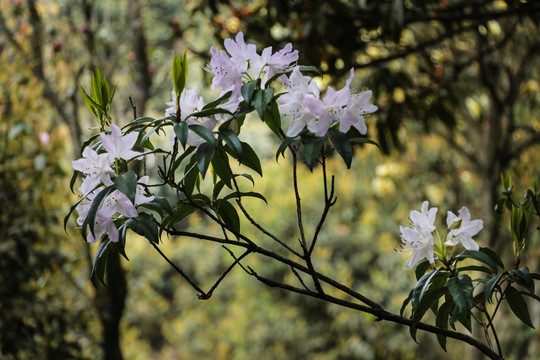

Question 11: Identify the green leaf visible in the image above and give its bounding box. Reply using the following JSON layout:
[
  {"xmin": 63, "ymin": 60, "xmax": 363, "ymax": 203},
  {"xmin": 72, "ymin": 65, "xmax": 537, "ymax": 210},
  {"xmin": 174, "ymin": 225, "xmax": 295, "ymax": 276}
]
[
  {"xmin": 415, "ymin": 259, "xmax": 431, "ymax": 281},
  {"xmin": 116, "ymin": 223, "xmax": 129, "ymax": 260},
  {"xmin": 90, "ymin": 237, "xmax": 113, "ymax": 287},
  {"xmin": 174, "ymin": 122, "xmax": 189, "ymax": 148},
  {"xmin": 137, "ymin": 197, "xmax": 173, "ymax": 218},
  {"xmin": 412, "ymin": 269, "xmax": 441, "ymax": 311},
  {"xmin": 447, "ymin": 275, "xmax": 474, "ymax": 316},
  {"xmin": 479, "ymin": 247, "xmax": 505, "ymax": 269},
  {"xmin": 161, "ymin": 202, "xmax": 199, "ymax": 232},
  {"xmin": 511, "ymin": 266, "xmax": 535, "ymax": 295},
  {"xmin": 400, "ymin": 289, "xmax": 413, "ymax": 317},
  {"xmin": 189, "ymin": 124, "xmax": 216, "ymax": 146},
  {"xmin": 203, "ymin": 90, "xmax": 232, "ymax": 110},
  {"xmin": 302, "ymin": 136, "xmax": 326, "ymax": 170},
  {"xmin": 172, "ymin": 52, "xmax": 188, "ymax": 96},
  {"xmin": 238, "ymin": 142, "xmax": 262, "ymax": 176},
  {"xmin": 182, "ymin": 160, "xmax": 200, "ymax": 197},
  {"xmin": 484, "ymin": 273, "xmax": 504, "ymax": 304},
  {"xmin": 456, "ymin": 250, "xmax": 498, "ymax": 273},
  {"xmin": 195, "ymin": 142, "xmax": 215, "ymax": 176},
  {"xmin": 218, "ymin": 129, "xmax": 243, "ymax": 161},
  {"xmin": 241, "ymin": 80, "xmax": 259, "ymax": 105},
  {"xmin": 188, "ymin": 107, "xmax": 232, "ymax": 118},
  {"xmin": 506, "ymin": 286, "xmax": 535, "ymax": 328},
  {"xmin": 112, "ymin": 171, "xmax": 138, "ymax": 204},
  {"xmin": 435, "ymin": 301, "xmax": 452, "ymax": 352},
  {"xmin": 411, "ymin": 287, "xmax": 447, "ymax": 341},
  {"xmin": 223, "ymin": 191, "xmax": 267, "ymax": 204},
  {"xmin": 457, "ymin": 265, "xmax": 493, "ymax": 274},
  {"xmin": 82, "ymin": 186, "xmax": 115, "ymax": 239},
  {"xmin": 350, "ymin": 137, "xmax": 382, "ymax": 151},
  {"xmin": 69, "ymin": 170, "xmax": 80, "ymax": 194},
  {"xmin": 126, "ymin": 213, "xmax": 159, "ymax": 244},
  {"xmin": 276, "ymin": 137, "xmax": 297, "ymax": 161},
  {"xmin": 214, "ymin": 199, "xmax": 240, "ymax": 235},
  {"xmin": 263, "ymin": 101, "xmax": 283, "ymax": 139},
  {"xmin": 327, "ymin": 129, "xmax": 353, "ymax": 168},
  {"xmin": 252, "ymin": 88, "xmax": 274, "ymax": 119},
  {"xmin": 211, "ymin": 150, "xmax": 232, "ymax": 189}
]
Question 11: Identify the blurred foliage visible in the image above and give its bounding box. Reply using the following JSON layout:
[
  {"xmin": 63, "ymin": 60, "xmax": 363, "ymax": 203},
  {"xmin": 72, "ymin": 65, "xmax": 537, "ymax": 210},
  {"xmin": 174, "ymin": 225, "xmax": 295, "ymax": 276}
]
[
  {"xmin": 0, "ymin": 46, "xmax": 100, "ymax": 359},
  {"xmin": 1, "ymin": 0, "xmax": 539, "ymax": 359}
]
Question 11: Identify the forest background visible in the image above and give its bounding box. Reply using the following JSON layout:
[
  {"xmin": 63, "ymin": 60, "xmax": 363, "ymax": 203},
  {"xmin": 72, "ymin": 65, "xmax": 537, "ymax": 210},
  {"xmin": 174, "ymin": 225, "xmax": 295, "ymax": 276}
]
[{"xmin": 1, "ymin": 0, "xmax": 539, "ymax": 359}]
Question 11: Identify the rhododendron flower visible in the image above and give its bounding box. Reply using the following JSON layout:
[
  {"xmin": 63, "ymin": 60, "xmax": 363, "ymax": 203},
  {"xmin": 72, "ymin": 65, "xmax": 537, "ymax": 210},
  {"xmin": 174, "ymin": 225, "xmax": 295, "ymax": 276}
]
[
  {"xmin": 76, "ymin": 201, "xmax": 119, "ymax": 243},
  {"xmin": 278, "ymin": 67, "xmax": 320, "ymax": 137},
  {"xmin": 206, "ymin": 32, "xmax": 298, "ymax": 113},
  {"xmin": 100, "ymin": 124, "xmax": 141, "ymax": 161},
  {"xmin": 165, "ymin": 88, "xmax": 217, "ymax": 147},
  {"xmin": 397, "ymin": 201, "xmax": 438, "ymax": 269},
  {"xmin": 104, "ymin": 190, "xmax": 138, "ymax": 218},
  {"xmin": 445, "ymin": 207, "xmax": 483, "ymax": 251},
  {"xmin": 280, "ymin": 68, "xmax": 377, "ymax": 137},
  {"xmin": 135, "ymin": 176, "xmax": 155, "ymax": 205},
  {"xmin": 72, "ymin": 147, "xmax": 114, "ymax": 190}
]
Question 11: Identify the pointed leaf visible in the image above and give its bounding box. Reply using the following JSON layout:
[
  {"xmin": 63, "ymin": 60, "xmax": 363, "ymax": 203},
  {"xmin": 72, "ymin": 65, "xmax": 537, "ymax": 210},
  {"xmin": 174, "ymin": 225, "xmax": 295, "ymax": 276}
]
[
  {"xmin": 238, "ymin": 142, "xmax": 262, "ymax": 176},
  {"xmin": 214, "ymin": 199, "xmax": 240, "ymax": 235},
  {"xmin": 189, "ymin": 124, "xmax": 216, "ymax": 145},
  {"xmin": 223, "ymin": 191, "xmax": 267, "ymax": 204},
  {"xmin": 447, "ymin": 275, "xmax": 474, "ymax": 315},
  {"xmin": 82, "ymin": 186, "xmax": 115, "ymax": 239},
  {"xmin": 218, "ymin": 129, "xmax": 243, "ymax": 161},
  {"xmin": 436, "ymin": 301, "xmax": 452, "ymax": 351},
  {"xmin": 126, "ymin": 213, "xmax": 159, "ymax": 244},
  {"xmin": 241, "ymin": 80, "xmax": 258, "ymax": 105},
  {"xmin": 195, "ymin": 142, "xmax": 215, "ymax": 176},
  {"xmin": 90, "ymin": 237, "xmax": 112, "ymax": 287},
  {"xmin": 328, "ymin": 129, "xmax": 353, "ymax": 168},
  {"xmin": 263, "ymin": 101, "xmax": 283, "ymax": 139},
  {"xmin": 456, "ymin": 250, "xmax": 498, "ymax": 273},
  {"xmin": 112, "ymin": 171, "xmax": 138, "ymax": 204},
  {"xmin": 174, "ymin": 122, "xmax": 189, "ymax": 148},
  {"xmin": 252, "ymin": 88, "xmax": 274, "ymax": 119},
  {"xmin": 506, "ymin": 286, "xmax": 535, "ymax": 328}
]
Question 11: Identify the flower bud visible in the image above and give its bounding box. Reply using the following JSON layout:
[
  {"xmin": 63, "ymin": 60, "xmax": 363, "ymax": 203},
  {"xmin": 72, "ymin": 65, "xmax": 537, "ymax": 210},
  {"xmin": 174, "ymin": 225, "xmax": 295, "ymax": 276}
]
[{"xmin": 448, "ymin": 217, "xmax": 462, "ymax": 230}]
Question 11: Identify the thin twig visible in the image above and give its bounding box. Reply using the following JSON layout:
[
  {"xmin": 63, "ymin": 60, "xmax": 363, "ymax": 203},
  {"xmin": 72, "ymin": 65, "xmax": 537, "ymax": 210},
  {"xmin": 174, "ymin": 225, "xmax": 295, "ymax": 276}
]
[
  {"xmin": 166, "ymin": 228, "xmax": 381, "ymax": 309},
  {"xmin": 200, "ymin": 247, "xmax": 251, "ymax": 300},
  {"xmin": 483, "ymin": 308, "xmax": 503, "ymax": 357},
  {"xmin": 236, "ymin": 199, "xmax": 303, "ymax": 258},
  {"xmin": 148, "ymin": 240, "xmax": 206, "ymax": 297},
  {"xmin": 248, "ymin": 270, "xmax": 503, "ymax": 360},
  {"xmin": 290, "ymin": 266, "xmax": 310, "ymax": 291},
  {"xmin": 309, "ymin": 154, "xmax": 337, "ymax": 255}
]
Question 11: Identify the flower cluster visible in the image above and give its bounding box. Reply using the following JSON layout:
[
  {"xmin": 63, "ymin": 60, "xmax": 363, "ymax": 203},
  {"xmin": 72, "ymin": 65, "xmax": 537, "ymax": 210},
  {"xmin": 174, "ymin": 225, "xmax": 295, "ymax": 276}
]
[
  {"xmin": 397, "ymin": 201, "xmax": 483, "ymax": 269},
  {"xmin": 72, "ymin": 124, "xmax": 153, "ymax": 243},
  {"xmin": 207, "ymin": 31, "xmax": 299, "ymax": 113},
  {"xmin": 165, "ymin": 32, "xmax": 377, "ymax": 140},
  {"xmin": 279, "ymin": 67, "xmax": 378, "ymax": 137}
]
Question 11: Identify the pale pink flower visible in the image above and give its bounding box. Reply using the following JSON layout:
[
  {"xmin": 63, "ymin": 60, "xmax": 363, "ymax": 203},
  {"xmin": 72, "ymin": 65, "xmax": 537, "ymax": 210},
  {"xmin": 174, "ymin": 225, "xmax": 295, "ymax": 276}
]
[
  {"xmin": 445, "ymin": 207, "xmax": 483, "ymax": 251},
  {"xmin": 72, "ymin": 147, "xmax": 114, "ymax": 189},
  {"xmin": 397, "ymin": 201, "xmax": 438, "ymax": 269},
  {"xmin": 100, "ymin": 124, "xmax": 141, "ymax": 161}
]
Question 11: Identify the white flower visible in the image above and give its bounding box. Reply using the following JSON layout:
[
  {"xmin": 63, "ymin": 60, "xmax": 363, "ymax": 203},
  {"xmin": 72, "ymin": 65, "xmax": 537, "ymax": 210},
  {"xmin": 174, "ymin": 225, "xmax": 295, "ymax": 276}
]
[
  {"xmin": 397, "ymin": 201, "xmax": 438, "ymax": 269},
  {"xmin": 445, "ymin": 207, "xmax": 483, "ymax": 251},
  {"xmin": 410, "ymin": 200, "xmax": 438, "ymax": 233},
  {"xmin": 72, "ymin": 147, "xmax": 114, "ymax": 189},
  {"xmin": 278, "ymin": 67, "xmax": 320, "ymax": 137},
  {"xmin": 398, "ymin": 226, "xmax": 435, "ymax": 269},
  {"xmin": 166, "ymin": 88, "xmax": 217, "ymax": 147},
  {"xmin": 135, "ymin": 176, "xmax": 154, "ymax": 206},
  {"xmin": 100, "ymin": 124, "xmax": 141, "ymax": 161}
]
